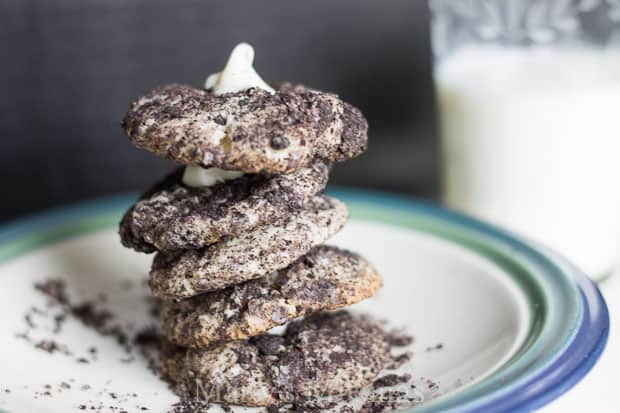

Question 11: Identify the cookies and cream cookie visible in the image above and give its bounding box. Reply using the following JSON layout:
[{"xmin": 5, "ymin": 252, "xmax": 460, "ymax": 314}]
[
  {"xmin": 149, "ymin": 196, "xmax": 348, "ymax": 299},
  {"xmin": 160, "ymin": 246, "xmax": 383, "ymax": 348},
  {"xmin": 119, "ymin": 161, "xmax": 329, "ymax": 253},
  {"xmin": 160, "ymin": 311, "xmax": 389, "ymax": 406},
  {"xmin": 122, "ymin": 82, "xmax": 367, "ymax": 174}
]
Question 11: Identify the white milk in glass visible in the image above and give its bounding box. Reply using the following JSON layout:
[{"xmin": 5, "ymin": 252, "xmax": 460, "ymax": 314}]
[{"xmin": 436, "ymin": 47, "xmax": 620, "ymax": 277}]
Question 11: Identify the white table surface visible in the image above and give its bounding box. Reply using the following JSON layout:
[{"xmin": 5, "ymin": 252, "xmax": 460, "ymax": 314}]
[{"xmin": 539, "ymin": 271, "xmax": 618, "ymax": 412}]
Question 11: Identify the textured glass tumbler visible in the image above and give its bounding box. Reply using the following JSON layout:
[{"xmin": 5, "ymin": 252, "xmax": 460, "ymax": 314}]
[{"xmin": 430, "ymin": 0, "xmax": 620, "ymax": 279}]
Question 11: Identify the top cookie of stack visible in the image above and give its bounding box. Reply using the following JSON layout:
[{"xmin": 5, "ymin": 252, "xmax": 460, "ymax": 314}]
[{"xmin": 121, "ymin": 69, "xmax": 367, "ymax": 175}]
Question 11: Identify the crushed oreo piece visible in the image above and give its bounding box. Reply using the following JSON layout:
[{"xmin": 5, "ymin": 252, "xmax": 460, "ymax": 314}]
[{"xmin": 373, "ymin": 374, "xmax": 412, "ymax": 389}]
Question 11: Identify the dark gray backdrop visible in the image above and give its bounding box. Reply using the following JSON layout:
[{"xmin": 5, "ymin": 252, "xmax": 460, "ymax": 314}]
[{"xmin": 0, "ymin": 0, "xmax": 438, "ymax": 223}]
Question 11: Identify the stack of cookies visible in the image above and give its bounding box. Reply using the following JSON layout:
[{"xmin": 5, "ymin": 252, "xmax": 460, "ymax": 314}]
[{"xmin": 118, "ymin": 45, "xmax": 389, "ymax": 408}]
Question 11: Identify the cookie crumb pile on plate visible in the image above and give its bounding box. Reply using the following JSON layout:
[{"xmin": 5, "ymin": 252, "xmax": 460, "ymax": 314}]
[{"xmin": 118, "ymin": 43, "xmax": 387, "ymax": 407}]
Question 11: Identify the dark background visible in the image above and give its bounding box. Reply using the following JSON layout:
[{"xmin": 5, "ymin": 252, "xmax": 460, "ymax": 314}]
[{"xmin": 0, "ymin": 0, "xmax": 438, "ymax": 223}]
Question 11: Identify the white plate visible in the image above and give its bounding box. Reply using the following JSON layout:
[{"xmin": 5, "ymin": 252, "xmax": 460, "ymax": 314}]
[{"xmin": 0, "ymin": 190, "xmax": 608, "ymax": 412}]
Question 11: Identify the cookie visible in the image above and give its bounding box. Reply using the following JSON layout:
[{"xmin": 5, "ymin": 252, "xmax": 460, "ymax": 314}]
[
  {"xmin": 121, "ymin": 83, "xmax": 368, "ymax": 173},
  {"xmin": 160, "ymin": 245, "xmax": 383, "ymax": 348},
  {"xmin": 119, "ymin": 161, "xmax": 329, "ymax": 253},
  {"xmin": 149, "ymin": 196, "xmax": 348, "ymax": 299},
  {"xmin": 161, "ymin": 311, "xmax": 389, "ymax": 406}
]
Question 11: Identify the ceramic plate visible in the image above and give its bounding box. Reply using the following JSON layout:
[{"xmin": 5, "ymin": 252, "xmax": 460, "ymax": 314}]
[{"xmin": 0, "ymin": 189, "xmax": 608, "ymax": 413}]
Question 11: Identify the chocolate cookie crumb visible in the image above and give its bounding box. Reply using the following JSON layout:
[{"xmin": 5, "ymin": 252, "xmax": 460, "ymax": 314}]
[
  {"xmin": 373, "ymin": 374, "xmax": 412, "ymax": 389},
  {"xmin": 425, "ymin": 343, "xmax": 444, "ymax": 352},
  {"xmin": 270, "ymin": 136, "xmax": 289, "ymax": 150},
  {"xmin": 386, "ymin": 352, "xmax": 412, "ymax": 370},
  {"xmin": 384, "ymin": 330, "xmax": 414, "ymax": 347},
  {"xmin": 35, "ymin": 340, "xmax": 64, "ymax": 354}
]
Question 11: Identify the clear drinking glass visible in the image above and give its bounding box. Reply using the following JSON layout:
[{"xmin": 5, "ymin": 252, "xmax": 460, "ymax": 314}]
[{"xmin": 429, "ymin": 0, "xmax": 620, "ymax": 279}]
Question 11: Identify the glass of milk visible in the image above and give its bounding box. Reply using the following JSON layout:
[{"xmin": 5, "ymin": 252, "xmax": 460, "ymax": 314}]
[{"xmin": 430, "ymin": 0, "xmax": 620, "ymax": 279}]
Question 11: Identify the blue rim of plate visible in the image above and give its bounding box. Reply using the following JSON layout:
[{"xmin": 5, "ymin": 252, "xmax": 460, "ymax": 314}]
[{"xmin": 0, "ymin": 188, "xmax": 609, "ymax": 413}]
